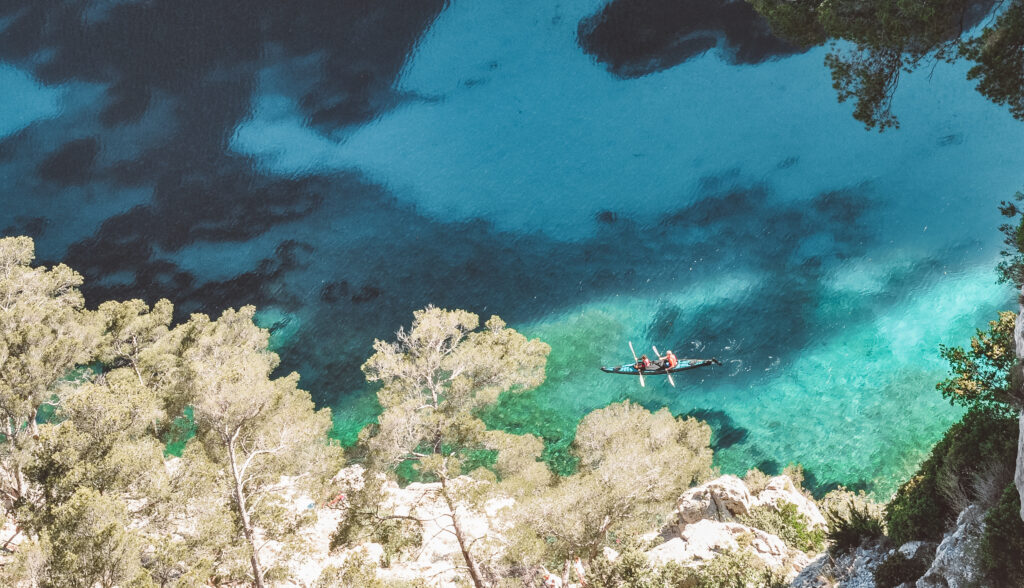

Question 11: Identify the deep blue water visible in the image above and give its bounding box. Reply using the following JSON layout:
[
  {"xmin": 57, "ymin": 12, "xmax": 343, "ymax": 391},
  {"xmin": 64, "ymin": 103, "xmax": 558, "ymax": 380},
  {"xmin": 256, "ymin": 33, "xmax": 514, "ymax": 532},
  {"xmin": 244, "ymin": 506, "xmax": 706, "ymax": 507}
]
[{"xmin": 1, "ymin": 0, "xmax": 1021, "ymax": 496}]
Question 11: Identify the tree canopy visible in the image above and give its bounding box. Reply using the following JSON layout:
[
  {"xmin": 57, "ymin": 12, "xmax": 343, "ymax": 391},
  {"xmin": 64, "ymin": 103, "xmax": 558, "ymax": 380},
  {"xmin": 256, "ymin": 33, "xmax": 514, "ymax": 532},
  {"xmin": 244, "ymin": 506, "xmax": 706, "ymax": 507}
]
[
  {"xmin": 351, "ymin": 306, "xmax": 550, "ymax": 587},
  {"xmin": 0, "ymin": 237, "xmax": 342, "ymax": 587},
  {"xmin": 749, "ymin": 0, "xmax": 1022, "ymax": 130}
]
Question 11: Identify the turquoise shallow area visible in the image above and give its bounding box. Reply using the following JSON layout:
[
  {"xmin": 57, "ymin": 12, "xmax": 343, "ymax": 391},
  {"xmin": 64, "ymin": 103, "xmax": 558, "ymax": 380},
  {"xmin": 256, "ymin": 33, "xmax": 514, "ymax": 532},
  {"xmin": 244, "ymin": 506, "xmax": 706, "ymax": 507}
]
[
  {"xmin": 1, "ymin": 0, "xmax": 1022, "ymax": 498},
  {"xmin": 480, "ymin": 266, "xmax": 1008, "ymax": 497}
]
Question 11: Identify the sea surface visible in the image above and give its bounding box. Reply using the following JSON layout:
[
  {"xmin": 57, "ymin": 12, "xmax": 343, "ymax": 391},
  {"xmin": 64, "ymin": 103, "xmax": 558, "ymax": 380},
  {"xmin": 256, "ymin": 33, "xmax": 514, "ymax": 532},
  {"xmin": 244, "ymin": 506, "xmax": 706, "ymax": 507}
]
[{"xmin": 1, "ymin": 0, "xmax": 1022, "ymax": 497}]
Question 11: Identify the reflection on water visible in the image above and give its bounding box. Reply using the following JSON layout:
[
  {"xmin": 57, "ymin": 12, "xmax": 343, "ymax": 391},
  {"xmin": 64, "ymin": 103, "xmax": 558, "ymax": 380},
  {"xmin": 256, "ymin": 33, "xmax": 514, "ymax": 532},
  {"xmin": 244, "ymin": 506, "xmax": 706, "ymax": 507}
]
[{"xmin": 0, "ymin": 0, "xmax": 1021, "ymax": 496}]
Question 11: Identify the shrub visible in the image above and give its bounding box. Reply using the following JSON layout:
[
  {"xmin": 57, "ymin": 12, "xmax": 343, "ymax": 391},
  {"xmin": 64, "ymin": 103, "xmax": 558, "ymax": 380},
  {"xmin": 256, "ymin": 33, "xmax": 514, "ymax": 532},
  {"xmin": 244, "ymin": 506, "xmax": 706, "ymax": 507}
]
[
  {"xmin": 885, "ymin": 407, "xmax": 1018, "ymax": 545},
  {"xmin": 586, "ymin": 540, "xmax": 661, "ymax": 588},
  {"xmin": 739, "ymin": 502, "xmax": 825, "ymax": 553},
  {"xmin": 936, "ymin": 311, "xmax": 1018, "ymax": 410},
  {"xmin": 873, "ymin": 551, "xmax": 928, "ymax": 588},
  {"xmin": 822, "ymin": 491, "xmax": 886, "ymax": 554},
  {"xmin": 663, "ymin": 548, "xmax": 787, "ymax": 588},
  {"xmin": 979, "ymin": 484, "xmax": 1024, "ymax": 588},
  {"xmin": 315, "ymin": 550, "xmax": 382, "ymax": 588},
  {"xmin": 782, "ymin": 464, "xmax": 806, "ymax": 490},
  {"xmin": 743, "ymin": 468, "xmax": 772, "ymax": 495}
]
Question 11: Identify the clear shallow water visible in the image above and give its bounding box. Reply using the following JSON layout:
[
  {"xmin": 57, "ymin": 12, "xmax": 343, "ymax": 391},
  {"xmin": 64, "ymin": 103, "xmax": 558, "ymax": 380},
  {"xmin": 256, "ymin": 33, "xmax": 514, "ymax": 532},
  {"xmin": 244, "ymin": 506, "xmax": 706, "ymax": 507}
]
[{"xmin": 0, "ymin": 0, "xmax": 1020, "ymax": 497}]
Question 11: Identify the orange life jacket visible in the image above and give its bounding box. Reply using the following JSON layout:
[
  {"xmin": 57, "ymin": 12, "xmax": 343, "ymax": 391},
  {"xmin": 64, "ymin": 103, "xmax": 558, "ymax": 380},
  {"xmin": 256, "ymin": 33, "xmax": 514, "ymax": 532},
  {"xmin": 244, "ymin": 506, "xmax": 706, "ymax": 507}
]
[{"xmin": 666, "ymin": 351, "xmax": 678, "ymax": 368}]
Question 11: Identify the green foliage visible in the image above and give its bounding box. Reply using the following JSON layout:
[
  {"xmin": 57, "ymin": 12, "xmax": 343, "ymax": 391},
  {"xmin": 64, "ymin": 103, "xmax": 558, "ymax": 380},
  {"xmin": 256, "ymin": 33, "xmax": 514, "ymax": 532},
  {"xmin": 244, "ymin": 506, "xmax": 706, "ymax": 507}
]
[
  {"xmin": 962, "ymin": 3, "xmax": 1024, "ymax": 121},
  {"xmin": 747, "ymin": 0, "xmax": 824, "ymax": 48},
  {"xmin": 661, "ymin": 548, "xmax": 787, "ymax": 588},
  {"xmin": 750, "ymin": 0, "xmax": 1024, "ymax": 130},
  {"xmin": 586, "ymin": 542, "xmax": 662, "ymax": 588},
  {"xmin": 0, "ymin": 236, "xmax": 100, "ymax": 527},
  {"xmin": 996, "ymin": 191, "xmax": 1024, "ymax": 288},
  {"xmin": 873, "ymin": 551, "xmax": 929, "ymax": 588},
  {"xmin": 884, "ymin": 407, "xmax": 1018, "ymax": 545},
  {"xmin": 978, "ymin": 484, "xmax": 1024, "ymax": 588},
  {"xmin": 355, "ymin": 307, "xmax": 551, "ymax": 588},
  {"xmin": 179, "ymin": 306, "xmax": 344, "ymax": 585},
  {"xmin": 742, "ymin": 468, "xmax": 772, "ymax": 494},
  {"xmin": 316, "ymin": 550, "xmax": 384, "ymax": 588},
  {"xmin": 36, "ymin": 488, "xmax": 153, "ymax": 588},
  {"xmin": 507, "ymin": 401, "xmax": 713, "ymax": 565},
  {"xmin": 739, "ymin": 502, "xmax": 825, "ymax": 553},
  {"xmin": 820, "ymin": 489, "xmax": 885, "ymax": 554},
  {"xmin": 361, "ymin": 306, "xmax": 550, "ymax": 476},
  {"xmin": 936, "ymin": 311, "xmax": 1019, "ymax": 412},
  {"xmin": 781, "ymin": 464, "xmax": 805, "ymax": 489}
]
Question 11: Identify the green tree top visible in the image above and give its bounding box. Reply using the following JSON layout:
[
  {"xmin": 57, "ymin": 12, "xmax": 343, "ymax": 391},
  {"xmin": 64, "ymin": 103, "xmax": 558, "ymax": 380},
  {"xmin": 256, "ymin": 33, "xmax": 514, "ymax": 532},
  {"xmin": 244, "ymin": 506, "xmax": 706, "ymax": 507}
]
[
  {"xmin": 361, "ymin": 306, "xmax": 550, "ymax": 473},
  {"xmin": 355, "ymin": 306, "xmax": 550, "ymax": 588},
  {"xmin": 0, "ymin": 236, "xmax": 98, "ymax": 432},
  {"xmin": 749, "ymin": 0, "xmax": 1024, "ymax": 130},
  {"xmin": 509, "ymin": 400, "xmax": 713, "ymax": 565},
  {"xmin": 938, "ymin": 310, "xmax": 1020, "ymax": 412}
]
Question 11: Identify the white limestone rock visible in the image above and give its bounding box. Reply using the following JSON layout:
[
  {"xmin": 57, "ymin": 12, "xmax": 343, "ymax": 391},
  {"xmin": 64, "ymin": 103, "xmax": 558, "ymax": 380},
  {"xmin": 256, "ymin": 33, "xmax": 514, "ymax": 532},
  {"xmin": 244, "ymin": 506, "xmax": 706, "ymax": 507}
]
[
  {"xmin": 1017, "ymin": 409, "xmax": 1024, "ymax": 523},
  {"xmin": 1014, "ymin": 285, "xmax": 1024, "ymax": 524},
  {"xmin": 675, "ymin": 475, "xmax": 753, "ymax": 527},
  {"xmin": 916, "ymin": 505, "xmax": 987, "ymax": 588},
  {"xmin": 752, "ymin": 475, "xmax": 828, "ymax": 530},
  {"xmin": 603, "ymin": 546, "xmax": 620, "ymax": 563},
  {"xmin": 648, "ymin": 519, "xmax": 792, "ymax": 570},
  {"xmin": 897, "ymin": 540, "xmax": 937, "ymax": 563},
  {"xmin": 790, "ymin": 541, "xmax": 889, "ymax": 588}
]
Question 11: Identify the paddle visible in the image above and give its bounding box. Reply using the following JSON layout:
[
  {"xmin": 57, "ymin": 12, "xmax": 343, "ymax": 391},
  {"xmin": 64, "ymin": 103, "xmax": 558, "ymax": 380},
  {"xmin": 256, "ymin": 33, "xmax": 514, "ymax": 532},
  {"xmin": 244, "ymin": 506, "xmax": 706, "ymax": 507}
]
[
  {"xmin": 628, "ymin": 341, "xmax": 645, "ymax": 387},
  {"xmin": 653, "ymin": 345, "xmax": 675, "ymax": 387}
]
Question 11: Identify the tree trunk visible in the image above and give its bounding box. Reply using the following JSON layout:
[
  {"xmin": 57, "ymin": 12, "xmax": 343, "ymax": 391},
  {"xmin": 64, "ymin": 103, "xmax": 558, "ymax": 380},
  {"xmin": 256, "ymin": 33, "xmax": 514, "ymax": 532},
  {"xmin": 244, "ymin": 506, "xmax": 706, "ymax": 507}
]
[
  {"xmin": 439, "ymin": 475, "xmax": 488, "ymax": 588},
  {"xmin": 227, "ymin": 440, "xmax": 266, "ymax": 588}
]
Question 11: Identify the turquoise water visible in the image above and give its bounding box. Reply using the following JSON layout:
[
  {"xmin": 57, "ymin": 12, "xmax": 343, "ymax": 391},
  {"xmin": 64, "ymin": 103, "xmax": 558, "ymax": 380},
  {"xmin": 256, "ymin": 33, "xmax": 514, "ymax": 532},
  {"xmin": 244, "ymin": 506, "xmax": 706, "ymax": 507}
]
[{"xmin": 1, "ymin": 0, "xmax": 1021, "ymax": 497}]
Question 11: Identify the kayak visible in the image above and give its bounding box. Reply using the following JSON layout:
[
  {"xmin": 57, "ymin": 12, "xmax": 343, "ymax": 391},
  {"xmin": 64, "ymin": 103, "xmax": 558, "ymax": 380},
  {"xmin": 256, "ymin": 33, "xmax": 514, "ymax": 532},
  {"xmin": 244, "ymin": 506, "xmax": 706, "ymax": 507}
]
[{"xmin": 600, "ymin": 357, "xmax": 720, "ymax": 375}]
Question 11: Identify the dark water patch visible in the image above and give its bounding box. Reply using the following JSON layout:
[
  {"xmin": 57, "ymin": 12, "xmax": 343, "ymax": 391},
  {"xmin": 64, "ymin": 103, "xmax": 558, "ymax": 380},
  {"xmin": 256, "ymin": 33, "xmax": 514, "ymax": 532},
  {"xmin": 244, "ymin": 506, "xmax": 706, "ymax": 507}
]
[
  {"xmin": 351, "ymin": 285, "xmax": 383, "ymax": 304},
  {"xmin": 320, "ymin": 281, "xmax": 350, "ymax": 303},
  {"xmin": 100, "ymin": 79, "xmax": 152, "ymax": 126},
  {"xmin": 2, "ymin": 216, "xmax": 49, "ymax": 239},
  {"xmin": 684, "ymin": 408, "xmax": 749, "ymax": 450},
  {"xmin": 812, "ymin": 188, "xmax": 872, "ymax": 224},
  {"xmin": 937, "ymin": 133, "xmax": 965, "ymax": 147},
  {"xmin": 37, "ymin": 137, "xmax": 100, "ymax": 185},
  {"xmin": 778, "ymin": 156, "xmax": 799, "ymax": 169},
  {"xmin": 266, "ymin": 0, "xmax": 449, "ymax": 131},
  {"xmin": 578, "ymin": 0, "xmax": 804, "ymax": 78},
  {"xmin": 808, "ymin": 476, "xmax": 872, "ymax": 499},
  {"xmin": 648, "ymin": 303, "xmax": 684, "ymax": 342},
  {"xmin": 754, "ymin": 459, "xmax": 781, "ymax": 476}
]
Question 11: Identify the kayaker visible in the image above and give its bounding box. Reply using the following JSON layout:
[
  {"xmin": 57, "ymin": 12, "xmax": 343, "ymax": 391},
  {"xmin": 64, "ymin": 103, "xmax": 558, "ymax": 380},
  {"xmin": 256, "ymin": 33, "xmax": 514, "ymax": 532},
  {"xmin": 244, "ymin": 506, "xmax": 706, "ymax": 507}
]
[
  {"xmin": 635, "ymin": 354, "xmax": 652, "ymax": 371},
  {"xmin": 658, "ymin": 350, "xmax": 678, "ymax": 370}
]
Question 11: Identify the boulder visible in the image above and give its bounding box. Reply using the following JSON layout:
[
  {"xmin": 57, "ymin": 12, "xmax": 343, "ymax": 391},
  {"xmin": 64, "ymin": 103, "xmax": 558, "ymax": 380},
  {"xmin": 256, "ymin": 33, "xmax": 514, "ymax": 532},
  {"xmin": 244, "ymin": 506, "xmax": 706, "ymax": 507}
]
[
  {"xmin": 1017, "ymin": 409, "xmax": 1024, "ymax": 523},
  {"xmin": 752, "ymin": 475, "xmax": 828, "ymax": 530},
  {"xmin": 790, "ymin": 541, "xmax": 888, "ymax": 588},
  {"xmin": 648, "ymin": 519, "xmax": 792, "ymax": 570},
  {"xmin": 675, "ymin": 475, "xmax": 752, "ymax": 527},
  {"xmin": 916, "ymin": 505, "xmax": 986, "ymax": 588},
  {"xmin": 897, "ymin": 541, "xmax": 937, "ymax": 562},
  {"xmin": 1014, "ymin": 285, "xmax": 1024, "ymax": 524}
]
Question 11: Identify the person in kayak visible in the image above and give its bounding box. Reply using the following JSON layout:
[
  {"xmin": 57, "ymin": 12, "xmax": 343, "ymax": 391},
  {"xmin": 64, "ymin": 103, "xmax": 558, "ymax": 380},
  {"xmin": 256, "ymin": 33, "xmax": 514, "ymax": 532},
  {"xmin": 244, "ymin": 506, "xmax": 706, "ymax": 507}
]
[
  {"xmin": 635, "ymin": 354, "xmax": 652, "ymax": 371},
  {"xmin": 657, "ymin": 350, "xmax": 678, "ymax": 370}
]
